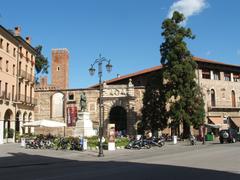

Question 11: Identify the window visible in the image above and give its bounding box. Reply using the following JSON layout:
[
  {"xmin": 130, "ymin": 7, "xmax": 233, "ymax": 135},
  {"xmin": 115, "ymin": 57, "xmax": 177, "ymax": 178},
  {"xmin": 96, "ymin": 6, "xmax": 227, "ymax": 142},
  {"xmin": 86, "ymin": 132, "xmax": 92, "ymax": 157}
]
[
  {"xmin": 26, "ymin": 51, "xmax": 29, "ymax": 61},
  {"xmin": 0, "ymin": 57, "xmax": 2, "ymax": 70},
  {"xmin": 18, "ymin": 82, "xmax": 21, "ymax": 99},
  {"xmin": 12, "ymin": 85, "xmax": 15, "ymax": 101},
  {"xmin": 57, "ymin": 66, "xmax": 60, "ymax": 71},
  {"xmin": 0, "ymin": 38, "xmax": 3, "ymax": 49},
  {"xmin": 202, "ymin": 69, "xmax": 210, "ymax": 79},
  {"xmin": 233, "ymin": 73, "xmax": 240, "ymax": 82},
  {"xmin": 13, "ymin": 64, "xmax": 15, "ymax": 75},
  {"xmin": 30, "ymin": 86, "xmax": 32, "ymax": 100},
  {"xmin": 211, "ymin": 89, "xmax": 216, "ymax": 107},
  {"xmin": 213, "ymin": 70, "xmax": 220, "ymax": 80},
  {"xmin": 5, "ymin": 83, "xmax": 8, "ymax": 96},
  {"xmin": 6, "ymin": 60, "xmax": 9, "ymax": 72},
  {"xmin": 68, "ymin": 93, "xmax": 74, "ymax": 100},
  {"xmin": 13, "ymin": 48, "xmax": 16, "ymax": 57},
  {"xmin": 224, "ymin": 72, "xmax": 231, "ymax": 81},
  {"xmin": 25, "ymin": 84, "xmax": 27, "ymax": 101},
  {"xmin": 20, "ymin": 47, "xmax": 23, "ymax": 58},
  {"xmin": 231, "ymin": 90, "xmax": 236, "ymax": 107},
  {"xmin": 6, "ymin": 43, "xmax": 9, "ymax": 53}
]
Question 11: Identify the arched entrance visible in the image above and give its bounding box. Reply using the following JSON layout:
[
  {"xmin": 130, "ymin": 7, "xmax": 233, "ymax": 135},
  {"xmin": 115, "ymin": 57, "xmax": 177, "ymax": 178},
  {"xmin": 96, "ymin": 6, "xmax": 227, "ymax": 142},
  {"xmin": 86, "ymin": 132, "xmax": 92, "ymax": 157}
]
[
  {"xmin": 4, "ymin": 109, "xmax": 13, "ymax": 138},
  {"xmin": 15, "ymin": 111, "xmax": 21, "ymax": 133},
  {"xmin": 22, "ymin": 112, "xmax": 27, "ymax": 134},
  {"xmin": 109, "ymin": 106, "xmax": 127, "ymax": 134},
  {"xmin": 28, "ymin": 113, "xmax": 32, "ymax": 133}
]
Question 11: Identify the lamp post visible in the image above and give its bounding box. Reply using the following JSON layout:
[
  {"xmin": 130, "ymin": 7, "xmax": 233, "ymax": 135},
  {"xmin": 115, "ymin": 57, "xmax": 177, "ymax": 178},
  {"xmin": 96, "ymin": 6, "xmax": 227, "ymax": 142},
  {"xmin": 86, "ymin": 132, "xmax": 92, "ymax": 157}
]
[{"xmin": 89, "ymin": 54, "xmax": 112, "ymax": 157}]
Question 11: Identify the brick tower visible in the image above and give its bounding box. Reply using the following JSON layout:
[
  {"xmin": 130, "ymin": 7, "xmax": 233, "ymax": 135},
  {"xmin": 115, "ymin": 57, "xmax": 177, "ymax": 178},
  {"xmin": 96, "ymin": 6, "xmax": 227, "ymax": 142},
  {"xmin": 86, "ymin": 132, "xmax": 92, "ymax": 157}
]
[{"xmin": 51, "ymin": 48, "xmax": 69, "ymax": 89}]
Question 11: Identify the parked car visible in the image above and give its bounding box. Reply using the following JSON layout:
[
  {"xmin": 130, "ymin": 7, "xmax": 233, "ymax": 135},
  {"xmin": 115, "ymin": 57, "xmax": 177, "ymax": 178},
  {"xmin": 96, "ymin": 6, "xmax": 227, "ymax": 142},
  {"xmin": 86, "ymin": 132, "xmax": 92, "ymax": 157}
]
[{"xmin": 219, "ymin": 129, "xmax": 237, "ymax": 144}]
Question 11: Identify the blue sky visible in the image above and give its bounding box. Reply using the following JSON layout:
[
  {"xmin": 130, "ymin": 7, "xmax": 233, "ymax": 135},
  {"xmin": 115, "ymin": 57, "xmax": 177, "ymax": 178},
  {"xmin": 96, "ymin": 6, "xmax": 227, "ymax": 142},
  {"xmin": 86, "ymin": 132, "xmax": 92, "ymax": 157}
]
[{"xmin": 1, "ymin": 0, "xmax": 240, "ymax": 88}]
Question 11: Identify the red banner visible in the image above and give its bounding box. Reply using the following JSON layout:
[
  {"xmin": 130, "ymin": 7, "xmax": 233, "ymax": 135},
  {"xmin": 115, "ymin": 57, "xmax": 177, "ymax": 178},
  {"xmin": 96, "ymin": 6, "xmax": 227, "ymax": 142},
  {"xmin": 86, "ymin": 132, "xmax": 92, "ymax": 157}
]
[{"xmin": 67, "ymin": 107, "xmax": 77, "ymax": 126}]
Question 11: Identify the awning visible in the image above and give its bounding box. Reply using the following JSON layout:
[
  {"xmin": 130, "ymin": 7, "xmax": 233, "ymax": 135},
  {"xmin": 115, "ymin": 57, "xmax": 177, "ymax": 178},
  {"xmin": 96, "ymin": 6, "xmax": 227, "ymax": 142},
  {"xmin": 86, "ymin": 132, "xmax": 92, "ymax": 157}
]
[
  {"xmin": 208, "ymin": 116, "xmax": 223, "ymax": 125},
  {"xmin": 204, "ymin": 124, "xmax": 220, "ymax": 129},
  {"xmin": 23, "ymin": 119, "xmax": 66, "ymax": 127},
  {"xmin": 230, "ymin": 117, "xmax": 240, "ymax": 127}
]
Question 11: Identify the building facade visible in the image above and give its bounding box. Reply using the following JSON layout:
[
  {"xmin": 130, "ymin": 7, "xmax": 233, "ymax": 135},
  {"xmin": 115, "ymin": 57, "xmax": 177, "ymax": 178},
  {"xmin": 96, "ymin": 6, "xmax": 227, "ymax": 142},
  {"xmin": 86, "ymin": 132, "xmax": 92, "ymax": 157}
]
[
  {"xmin": 35, "ymin": 55, "xmax": 240, "ymax": 137},
  {"xmin": 0, "ymin": 25, "xmax": 37, "ymax": 144}
]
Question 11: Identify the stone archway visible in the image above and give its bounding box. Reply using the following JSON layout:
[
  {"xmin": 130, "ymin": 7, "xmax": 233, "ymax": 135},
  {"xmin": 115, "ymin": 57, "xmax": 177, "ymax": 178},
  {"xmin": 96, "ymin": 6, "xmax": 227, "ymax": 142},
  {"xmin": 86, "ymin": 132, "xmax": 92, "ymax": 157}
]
[
  {"xmin": 28, "ymin": 113, "xmax": 33, "ymax": 133},
  {"xmin": 4, "ymin": 109, "xmax": 13, "ymax": 139},
  {"xmin": 109, "ymin": 106, "xmax": 127, "ymax": 133},
  {"xmin": 15, "ymin": 111, "xmax": 21, "ymax": 133},
  {"xmin": 22, "ymin": 112, "xmax": 27, "ymax": 134}
]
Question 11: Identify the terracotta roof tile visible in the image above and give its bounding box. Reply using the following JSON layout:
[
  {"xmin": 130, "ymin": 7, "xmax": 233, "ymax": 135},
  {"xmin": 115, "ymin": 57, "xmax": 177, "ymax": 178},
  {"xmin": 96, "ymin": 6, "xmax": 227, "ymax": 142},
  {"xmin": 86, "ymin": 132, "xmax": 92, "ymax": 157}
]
[{"xmin": 90, "ymin": 56, "xmax": 240, "ymax": 87}]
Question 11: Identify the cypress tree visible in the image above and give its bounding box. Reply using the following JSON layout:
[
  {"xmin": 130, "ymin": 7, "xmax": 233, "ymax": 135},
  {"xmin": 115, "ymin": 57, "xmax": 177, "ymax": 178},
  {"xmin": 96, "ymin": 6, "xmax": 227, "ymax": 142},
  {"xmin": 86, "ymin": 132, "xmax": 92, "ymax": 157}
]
[{"xmin": 160, "ymin": 11, "xmax": 205, "ymax": 137}]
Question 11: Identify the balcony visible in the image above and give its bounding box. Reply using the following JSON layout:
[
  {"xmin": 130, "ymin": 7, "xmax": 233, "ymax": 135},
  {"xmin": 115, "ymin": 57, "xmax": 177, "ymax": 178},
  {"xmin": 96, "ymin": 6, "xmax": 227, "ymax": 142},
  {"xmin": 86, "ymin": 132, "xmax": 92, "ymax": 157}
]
[
  {"xmin": 20, "ymin": 52, "xmax": 23, "ymax": 58},
  {"xmin": 26, "ymin": 73, "xmax": 34, "ymax": 83},
  {"xmin": 5, "ymin": 92, "xmax": 10, "ymax": 101},
  {"xmin": 15, "ymin": 94, "xmax": 37, "ymax": 106},
  {"xmin": 16, "ymin": 94, "xmax": 26, "ymax": 103},
  {"xmin": 208, "ymin": 102, "xmax": 240, "ymax": 112},
  {"xmin": 0, "ymin": 91, "xmax": 11, "ymax": 102},
  {"xmin": 18, "ymin": 69, "xmax": 27, "ymax": 79},
  {"xmin": 0, "ymin": 91, "xmax": 4, "ymax": 99},
  {"xmin": 26, "ymin": 57, "xmax": 30, "ymax": 62}
]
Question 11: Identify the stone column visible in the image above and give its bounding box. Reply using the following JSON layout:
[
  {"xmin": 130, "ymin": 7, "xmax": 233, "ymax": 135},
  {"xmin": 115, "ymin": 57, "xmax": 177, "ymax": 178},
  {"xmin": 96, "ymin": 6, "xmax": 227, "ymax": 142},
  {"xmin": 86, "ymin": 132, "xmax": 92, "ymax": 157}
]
[
  {"xmin": 0, "ymin": 120, "xmax": 4, "ymax": 144},
  {"xmin": 10, "ymin": 120, "xmax": 15, "ymax": 142},
  {"xmin": 210, "ymin": 70, "xmax": 214, "ymax": 80},
  {"xmin": 127, "ymin": 101, "xmax": 137, "ymax": 136},
  {"xmin": 230, "ymin": 73, "xmax": 234, "ymax": 82}
]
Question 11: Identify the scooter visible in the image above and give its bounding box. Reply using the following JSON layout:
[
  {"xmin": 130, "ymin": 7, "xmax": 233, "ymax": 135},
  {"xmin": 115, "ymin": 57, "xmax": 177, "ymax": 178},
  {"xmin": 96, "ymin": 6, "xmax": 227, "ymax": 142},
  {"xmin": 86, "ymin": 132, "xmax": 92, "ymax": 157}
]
[{"xmin": 189, "ymin": 134, "xmax": 196, "ymax": 145}]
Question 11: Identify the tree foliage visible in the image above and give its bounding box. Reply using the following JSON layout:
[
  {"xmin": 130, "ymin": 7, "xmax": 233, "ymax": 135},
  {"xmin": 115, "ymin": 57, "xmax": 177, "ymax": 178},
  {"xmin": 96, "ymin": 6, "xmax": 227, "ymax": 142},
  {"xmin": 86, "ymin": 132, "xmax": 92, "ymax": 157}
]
[
  {"xmin": 35, "ymin": 45, "xmax": 49, "ymax": 75},
  {"xmin": 160, "ymin": 11, "xmax": 205, "ymax": 136},
  {"xmin": 141, "ymin": 72, "xmax": 168, "ymax": 133},
  {"xmin": 142, "ymin": 11, "xmax": 205, "ymax": 137}
]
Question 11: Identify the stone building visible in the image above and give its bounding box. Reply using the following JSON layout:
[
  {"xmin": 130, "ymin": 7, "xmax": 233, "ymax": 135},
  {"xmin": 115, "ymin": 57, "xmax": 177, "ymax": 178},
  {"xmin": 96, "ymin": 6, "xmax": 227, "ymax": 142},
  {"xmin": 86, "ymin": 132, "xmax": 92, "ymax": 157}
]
[
  {"xmin": 34, "ymin": 55, "xmax": 240, "ymax": 137},
  {"xmin": 0, "ymin": 25, "xmax": 37, "ymax": 144}
]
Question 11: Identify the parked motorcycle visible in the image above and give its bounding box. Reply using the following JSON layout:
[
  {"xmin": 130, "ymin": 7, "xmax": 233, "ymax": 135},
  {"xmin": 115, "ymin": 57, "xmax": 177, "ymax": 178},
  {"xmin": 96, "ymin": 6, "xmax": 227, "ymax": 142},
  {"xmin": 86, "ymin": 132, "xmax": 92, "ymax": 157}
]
[
  {"xmin": 125, "ymin": 136, "xmax": 151, "ymax": 149},
  {"xmin": 189, "ymin": 134, "xmax": 196, "ymax": 145}
]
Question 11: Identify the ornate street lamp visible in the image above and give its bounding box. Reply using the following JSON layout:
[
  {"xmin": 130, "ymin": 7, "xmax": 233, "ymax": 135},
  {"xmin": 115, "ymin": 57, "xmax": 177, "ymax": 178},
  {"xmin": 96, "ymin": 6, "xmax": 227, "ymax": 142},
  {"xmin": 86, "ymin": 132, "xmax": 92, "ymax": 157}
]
[{"xmin": 89, "ymin": 54, "xmax": 112, "ymax": 157}]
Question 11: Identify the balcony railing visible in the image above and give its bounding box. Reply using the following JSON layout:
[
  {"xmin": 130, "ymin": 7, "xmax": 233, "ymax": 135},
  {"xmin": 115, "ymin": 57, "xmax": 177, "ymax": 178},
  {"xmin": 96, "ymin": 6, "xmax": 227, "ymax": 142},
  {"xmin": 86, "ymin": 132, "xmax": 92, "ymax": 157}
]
[
  {"xmin": 208, "ymin": 101, "xmax": 240, "ymax": 111},
  {"xmin": 0, "ymin": 91, "xmax": 4, "ymax": 99},
  {"xmin": 18, "ymin": 69, "xmax": 27, "ymax": 79},
  {"xmin": 15, "ymin": 93, "xmax": 37, "ymax": 105},
  {"xmin": 26, "ymin": 73, "xmax": 34, "ymax": 82},
  {"xmin": 0, "ymin": 91, "xmax": 12, "ymax": 101}
]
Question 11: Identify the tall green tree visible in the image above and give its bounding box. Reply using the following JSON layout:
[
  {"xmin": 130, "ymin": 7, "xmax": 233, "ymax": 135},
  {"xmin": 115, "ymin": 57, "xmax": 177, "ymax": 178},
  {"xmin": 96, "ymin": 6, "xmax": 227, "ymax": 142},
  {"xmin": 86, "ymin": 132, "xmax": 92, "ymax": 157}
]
[
  {"xmin": 34, "ymin": 45, "xmax": 49, "ymax": 83},
  {"xmin": 141, "ymin": 72, "xmax": 168, "ymax": 135},
  {"xmin": 160, "ymin": 11, "xmax": 205, "ymax": 137}
]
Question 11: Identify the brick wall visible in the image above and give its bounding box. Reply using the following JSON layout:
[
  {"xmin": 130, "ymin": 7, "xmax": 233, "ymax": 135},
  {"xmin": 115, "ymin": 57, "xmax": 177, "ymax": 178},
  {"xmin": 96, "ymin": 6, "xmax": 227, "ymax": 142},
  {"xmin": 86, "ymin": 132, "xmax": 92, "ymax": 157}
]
[{"xmin": 51, "ymin": 49, "xmax": 69, "ymax": 89}]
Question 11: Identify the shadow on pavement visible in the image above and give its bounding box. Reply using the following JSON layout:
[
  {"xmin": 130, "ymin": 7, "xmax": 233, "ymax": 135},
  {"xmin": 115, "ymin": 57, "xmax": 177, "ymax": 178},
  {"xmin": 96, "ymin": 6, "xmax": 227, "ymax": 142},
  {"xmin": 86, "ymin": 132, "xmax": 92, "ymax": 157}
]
[{"xmin": 0, "ymin": 152, "xmax": 239, "ymax": 180}]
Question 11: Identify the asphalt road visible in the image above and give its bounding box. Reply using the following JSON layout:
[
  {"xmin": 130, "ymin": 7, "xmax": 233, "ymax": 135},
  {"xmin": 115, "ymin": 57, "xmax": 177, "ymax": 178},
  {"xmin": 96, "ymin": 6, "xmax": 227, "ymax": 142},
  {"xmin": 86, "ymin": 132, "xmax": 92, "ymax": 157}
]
[{"xmin": 0, "ymin": 141, "xmax": 239, "ymax": 180}]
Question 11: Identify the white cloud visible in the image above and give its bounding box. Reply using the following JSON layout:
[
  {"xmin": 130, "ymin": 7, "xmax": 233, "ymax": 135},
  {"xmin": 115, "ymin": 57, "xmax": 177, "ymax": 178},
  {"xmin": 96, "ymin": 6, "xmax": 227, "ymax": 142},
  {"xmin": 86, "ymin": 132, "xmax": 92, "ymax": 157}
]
[{"xmin": 168, "ymin": 0, "xmax": 208, "ymax": 24}]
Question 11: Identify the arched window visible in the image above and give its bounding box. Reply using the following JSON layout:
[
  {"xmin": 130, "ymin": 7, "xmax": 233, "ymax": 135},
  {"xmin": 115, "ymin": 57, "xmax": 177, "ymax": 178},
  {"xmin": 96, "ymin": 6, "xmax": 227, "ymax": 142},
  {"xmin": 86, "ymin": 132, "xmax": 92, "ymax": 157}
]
[
  {"xmin": 231, "ymin": 90, "xmax": 236, "ymax": 107},
  {"xmin": 211, "ymin": 89, "xmax": 216, "ymax": 107}
]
